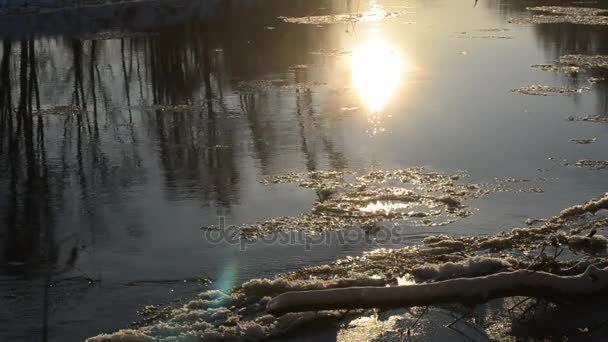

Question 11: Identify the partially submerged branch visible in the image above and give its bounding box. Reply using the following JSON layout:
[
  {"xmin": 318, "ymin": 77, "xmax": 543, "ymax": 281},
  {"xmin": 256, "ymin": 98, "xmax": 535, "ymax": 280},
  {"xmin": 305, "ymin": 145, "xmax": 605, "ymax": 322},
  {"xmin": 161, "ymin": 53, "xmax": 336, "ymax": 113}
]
[{"xmin": 268, "ymin": 265, "xmax": 608, "ymax": 316}]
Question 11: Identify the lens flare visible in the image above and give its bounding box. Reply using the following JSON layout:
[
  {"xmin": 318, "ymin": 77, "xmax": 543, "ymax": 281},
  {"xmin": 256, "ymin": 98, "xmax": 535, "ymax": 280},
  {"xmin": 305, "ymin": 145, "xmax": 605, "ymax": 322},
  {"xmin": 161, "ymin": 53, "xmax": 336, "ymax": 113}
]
[{"xmin": 214, "ymin": 260, "xmax": 237, "ymax": 297}]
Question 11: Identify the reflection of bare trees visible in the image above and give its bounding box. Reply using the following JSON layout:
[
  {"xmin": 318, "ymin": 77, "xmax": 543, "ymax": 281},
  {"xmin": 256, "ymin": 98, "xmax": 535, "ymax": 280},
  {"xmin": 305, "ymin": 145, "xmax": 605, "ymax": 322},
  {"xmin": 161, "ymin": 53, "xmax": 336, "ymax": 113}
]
[
  {"xmin": 295, "ymin": 88, "xmax": 348, "ymax": 171},
  {"xmin": 148, "ymin": 27, "xmax": 209, "ymax": 105},
  {"xmin": 1, "ymin": 1, "xmax": 356, "ymax": 335},
  {"xmin": 0, "ymin": 0, "xmax": 354, "ymax": 271},
  {"xmin": 0, "ymin": 1, "xmax": 355, "ymax": 339},
  {"xmin": 136, "ymin": 0, "xmax": 349, "ymax": 199},
  {"xmin": 0, "ymin": 41, "xmax": 12, "ymax": 155},
  {"xmin": 217, "ymin": 0, "xmax": 327, "ymax": 82},
  {"xmin": 0, "ymin": 38, "xmax": 148, "ymax": 340},
  {"xmin": 0, "ymin": 39, "xmax": 55, "ymax": 342},
  {"xmin": 144, "ymin": 22, "xmax": 240, "ymax": 205},
  {"xmin": 1, "ymin": 39, "xmax": 54, "ymax": 271}
]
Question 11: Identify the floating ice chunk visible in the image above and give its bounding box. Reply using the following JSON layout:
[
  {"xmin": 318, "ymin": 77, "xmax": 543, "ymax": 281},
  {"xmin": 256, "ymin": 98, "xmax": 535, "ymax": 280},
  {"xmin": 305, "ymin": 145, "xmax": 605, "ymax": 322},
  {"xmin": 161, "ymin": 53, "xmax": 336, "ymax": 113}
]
[
  {"xmin": 86, "ymin": 329, "xmax": 153, "ymax": 342},
  {"xmin": 559, "ymin": 193, "xmax": 608, "ymax": 218}
]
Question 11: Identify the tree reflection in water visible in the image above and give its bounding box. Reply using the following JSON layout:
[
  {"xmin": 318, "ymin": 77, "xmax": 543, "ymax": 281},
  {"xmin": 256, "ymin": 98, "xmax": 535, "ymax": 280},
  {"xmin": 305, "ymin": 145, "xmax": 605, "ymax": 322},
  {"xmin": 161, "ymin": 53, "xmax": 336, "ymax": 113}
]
[{"xmin": 1, "ymin": 0, "xmax": 608, "ymax": 340}]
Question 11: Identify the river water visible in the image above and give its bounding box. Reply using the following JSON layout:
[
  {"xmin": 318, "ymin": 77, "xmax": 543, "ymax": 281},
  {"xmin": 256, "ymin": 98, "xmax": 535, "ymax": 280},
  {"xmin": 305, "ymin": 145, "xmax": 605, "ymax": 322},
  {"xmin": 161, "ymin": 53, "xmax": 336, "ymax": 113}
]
[{"xmin": 1, "ymin": 0, "xmax": 608, "ymax": 340}]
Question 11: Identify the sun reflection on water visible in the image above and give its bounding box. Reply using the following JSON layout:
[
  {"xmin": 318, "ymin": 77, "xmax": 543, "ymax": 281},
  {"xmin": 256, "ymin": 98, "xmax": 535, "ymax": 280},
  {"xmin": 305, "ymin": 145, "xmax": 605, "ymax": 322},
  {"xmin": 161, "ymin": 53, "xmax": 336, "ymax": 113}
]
[
  {"xmin": 359, "ymin": 200, "xmax": 410, "ymax": 213},
  {"xmin": 350, "ymin": 40, "xmax": 404, "ymax": 135}
]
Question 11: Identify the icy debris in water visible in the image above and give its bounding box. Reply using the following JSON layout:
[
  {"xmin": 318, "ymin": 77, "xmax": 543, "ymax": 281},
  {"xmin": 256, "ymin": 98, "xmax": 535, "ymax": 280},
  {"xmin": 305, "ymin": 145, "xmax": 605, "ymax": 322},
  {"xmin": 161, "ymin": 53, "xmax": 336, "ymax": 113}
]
[
  {"xmin": 184, "ymin": 290, "xmax": 229, "ymax": 309},
  {"xmin": 531, "ymin": 63, "xmax": 580, "ymax": 74},
  {"xmin": 533, "ymin": 55, "xmax": 608, "ymax": 79},
  {"xmin": 569, "ymin": 137, "xmax": 597, "ymax": 144},
  {"xmin": 170, "ymin": 307, "xmax": 232, "ymax": 325},
  {"xmin": 473, "ymin": 35, "xmax": 514, "ymax": 39},
  {"xmin": 452, "ymin": 30, "xmax": 514, "ymax": 39},
  {"xmin": 407, "ymin": 211, "xmax": 428, "ymax": 218},
  {"xmin": 567, "ymin": 234, "xmax": 608, "ymax": 254},
  {"xmin": 86, "ymin": 329, "xmax": 153, "ymax": 342},
  {"xmin": 559, "ymin": 193, "xmax": 608, "ymax": 219},
  {"xmin": 422, "ymin": 235, "xmax": 452, "ymax": 244},
  {"xmin": 423, "ymin": 239, "xmax": 466, "ymax": 253},
  {"xmin": 526, "ymin": 6, "xmax": 608, "ymax": 16},
  {"xmin": 310, "ymin": 48, "xmax": 352, "ymax": 57},
  {"xmin": 575, "ymin": 160, "xmax": 608, "ymax": 170},
  {"xmin": 140, "ymin": 305, "xmax": 157, "ymax": 316},
  {"xmin": 566, "ymin": 114, "xmax": 608, "ymax": 122},
  {"xmin": 288, "ymin": 64, "xmax": 308, "ymax": 71},
  {"xmin": 90, "ymin": 296, "xmax": 348, "ymax": 341},
  {"xmin": 411, "ymin": 257, "xmax": 514, "ymax": 281},
  {"xmin": 279, "ymin": 10, "xmax": 403, "ymax": 25},
  {"xmin": 230, "ymin": 168, "xmax": 487, "ymax": 235},
  {"xmin": 490, "ymin": 176, "xmax": 548, "ymax": 195},
  {"xmin": 511, "ymin": 84, "xmax": 591, "ymax": 96},
  {"xmin": 510, "ymin": 6, "xmax": 608, "ymax": 26},
  {"xmin": 560, "ymin": 55, "xmax": 608, "ymax": 69},
  {"xmin": 588, "ymin": 77, "xmax": 605, "ymax": 85},
  {"xmin": 478, "ymin": 28, "xmax": 511, "ymax": 32},
  {"xmin": 437, "ymin": 196, "xmax": 461, "ymax": 208},
  {"xmin": 526, "ymin": 218, "xmax": 546, "ymax": 225},
  {"xmin": 90, "ymin": 194, "xmax": 608, "ymax": 342},
  {"xmin": 476, "ymin": 236, "xmax": 513, "ymax": 251}
]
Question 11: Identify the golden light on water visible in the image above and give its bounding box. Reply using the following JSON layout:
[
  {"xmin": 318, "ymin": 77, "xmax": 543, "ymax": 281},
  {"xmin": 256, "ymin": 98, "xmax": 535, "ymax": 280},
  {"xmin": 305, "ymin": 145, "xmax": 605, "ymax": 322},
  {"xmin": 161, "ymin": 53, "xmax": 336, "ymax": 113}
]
[
  {"xmin": 351, "ymin": 40, "xmax": 404, "ymax": 114},
  {"xmin": 359, "ymin": 200, "xmax": 410, "ymax": 213}
]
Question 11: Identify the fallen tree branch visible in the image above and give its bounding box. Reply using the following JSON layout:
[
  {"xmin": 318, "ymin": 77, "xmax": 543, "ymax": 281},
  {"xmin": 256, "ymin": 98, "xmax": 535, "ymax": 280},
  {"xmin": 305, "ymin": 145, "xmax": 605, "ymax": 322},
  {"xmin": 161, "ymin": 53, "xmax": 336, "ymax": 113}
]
[{"xmin": 268, "ymin": 265, "xmax": 608, "ymax": 316}]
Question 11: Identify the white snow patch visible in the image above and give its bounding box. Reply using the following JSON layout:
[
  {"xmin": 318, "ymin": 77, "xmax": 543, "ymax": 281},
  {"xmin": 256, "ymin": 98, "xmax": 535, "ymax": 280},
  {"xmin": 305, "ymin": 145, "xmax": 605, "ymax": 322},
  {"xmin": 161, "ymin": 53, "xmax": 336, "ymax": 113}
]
[
  {"xmin": 412, "ymin": 257, "xmax": 514, "ymax": 281},
  {"xmin": 241, "ymin": 274, "xmax": 385, "ymax": 297},
  {"xmin": 86, "ymin": 329, "xmax": 154, "ymax": 342}
]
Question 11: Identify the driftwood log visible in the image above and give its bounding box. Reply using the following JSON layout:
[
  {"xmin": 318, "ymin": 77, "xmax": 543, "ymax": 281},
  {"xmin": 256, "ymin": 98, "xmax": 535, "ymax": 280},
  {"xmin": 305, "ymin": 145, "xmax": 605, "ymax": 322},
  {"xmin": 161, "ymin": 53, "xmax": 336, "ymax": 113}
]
[{"xmin": 268, "ymin": 265, "xmax": 608, "ymax": 316}]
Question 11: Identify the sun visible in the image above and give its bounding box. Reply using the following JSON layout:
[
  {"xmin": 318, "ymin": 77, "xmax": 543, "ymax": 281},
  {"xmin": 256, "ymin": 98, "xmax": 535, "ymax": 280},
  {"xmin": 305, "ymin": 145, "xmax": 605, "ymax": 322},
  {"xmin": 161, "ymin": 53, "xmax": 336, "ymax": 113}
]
[{"xmin": 351, "ymin": 40, "xmax": 405, "ymax": 113}]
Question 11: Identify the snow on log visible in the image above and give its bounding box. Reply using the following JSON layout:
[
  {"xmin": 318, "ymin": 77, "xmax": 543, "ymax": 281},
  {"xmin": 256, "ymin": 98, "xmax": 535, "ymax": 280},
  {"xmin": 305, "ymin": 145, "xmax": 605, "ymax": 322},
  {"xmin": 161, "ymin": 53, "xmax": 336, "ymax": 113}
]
[{"xmin": 267, "ymin": 265, "xmax": 608, "ymax": 316}]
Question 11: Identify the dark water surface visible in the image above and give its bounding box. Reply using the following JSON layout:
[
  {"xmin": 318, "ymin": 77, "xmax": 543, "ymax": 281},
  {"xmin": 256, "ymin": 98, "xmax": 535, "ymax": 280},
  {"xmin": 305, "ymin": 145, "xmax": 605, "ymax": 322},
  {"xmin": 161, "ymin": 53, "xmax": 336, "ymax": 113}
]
[{"xmin": 1, "ymin": 0, "xmax": 608, "ymax": 340}]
